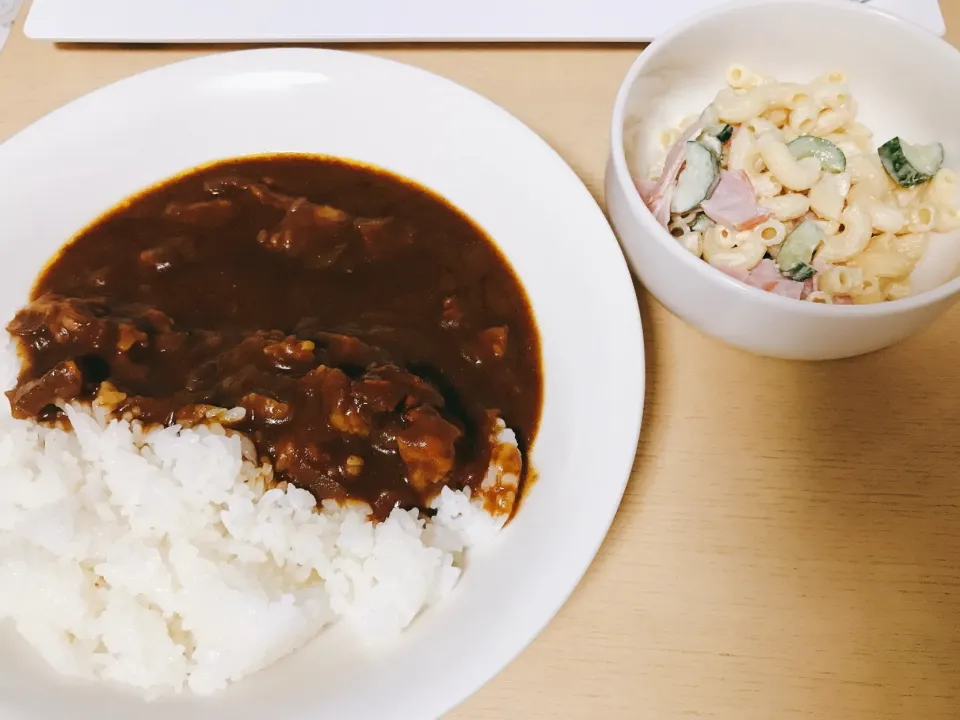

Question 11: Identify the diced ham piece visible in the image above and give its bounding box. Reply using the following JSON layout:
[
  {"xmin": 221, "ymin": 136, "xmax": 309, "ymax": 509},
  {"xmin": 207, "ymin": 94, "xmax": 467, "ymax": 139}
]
[
  {"xmin": 716, "ymin": 265, "xmax": 750, "ymax": 283},
  {"xmin": 638, "ymin": 119, "xmax": 707, "ymax": 227},
  {"xmin": 700, "ymin": 170, "xmax": 773, "ymax": 231},
  {"xmin": 743, "ymin": 258, "xmax": 783, "ymax": 291},
  {"xmin": 658, "ymin": 122, "xmax": 705, "ymax": 190},
  {"xmin": 745, "ymin": 258, "xmax": 804, "ymax": 298},
  {"xmin": 721, "ymin": 258, "xmax": 806, "ymax": 299},
  {"xmin": 801, "ymin": 277, "xmax": 817, "ymax": 300},
  {"xmin": 651, "ymin": 185, "xmax": 675, "ymax": 228},
  {"xmin": 769, "ymin": 279, "xmax": 805, "ymax": 299},
  {"xmin": 634, "ymin": 177, "xmax": 658, "ymax": 204}
]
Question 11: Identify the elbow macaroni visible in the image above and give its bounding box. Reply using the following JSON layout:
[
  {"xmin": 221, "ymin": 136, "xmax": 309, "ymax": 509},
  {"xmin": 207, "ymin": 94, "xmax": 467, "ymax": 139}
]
[
  {"xmin": 752, "ymin": 172, "xmax": 783, "ymax": 198},
  {"xmin": 757, "ymin": 133, "xmax": 822, "ymax": 191},
  {"xmin": 763, "ymin": 193, "xmax": 810, "ymax": 221},
  {"xmin": 725, "ymin": 64, "xmax": 766, "ymax": 90},
  {"xmin": 817, "ymin": 204, "xmax": 873, "ymax": 263},
  {"xmin": 678, "ymin": 232, "xmax": 702, "ymax": 257},
  {"xmin": 935, "ymin": 206, "xmax": 960, "ymax": 233},
  {"xmin": 728, "ymin": 128, "xmax": 763, "ymax": 174},
  {"xmin": 819, "ymin": 265, "xmax": 864, "ymax": 295},
  {"xmin": 909, "ymin": 204, "xmax": 937, "ymax": 233},
  {"xmin": 788, "ymin": 101, "xmax": 820, "ymax": 135},
  {"xmin": 927, "ymin": 168, "xmax": 958, "ymax": 206},
  {"xmin": 702, "ymin": 226, "xmax": 765, "ymax": 270},
  {"xmin": 646, "ymin": 64, "xmax": 960, "ymax": 303},
  {"xmin": 755, "ymin": 220, "xmax": 787, "ymax": 247},
  {"xmin": 808, "ymin": 172, "xmax": 851, "ymax": 222},
  {"xmin": 866, "ymin": 202, "xmax": 909, "ymax": 235}
]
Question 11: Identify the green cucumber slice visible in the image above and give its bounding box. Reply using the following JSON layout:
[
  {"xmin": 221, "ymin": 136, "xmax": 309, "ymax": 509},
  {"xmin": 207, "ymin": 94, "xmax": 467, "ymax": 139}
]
[
  {"xmin": 691, "ymin": 213, "xmax": 714, "ymax": 232},
  {"xmin": 711, "ymin": 124, "xmax": 734, "ymax": 143},
  {"xmin": 776, "ymin": 219, "xmax": 823, "ymax": 275},
  {"xmin": 698, "ymin": 124, "xmax": 733, "ymax": 155},
  {"xmin": 782, "ymin": 262, "xmax": 816, "ymax": 282},
  {"xmin": 671, "ymin": 141, "xmax": 720, "ymax": 214},
  {"xmin": 698, "ymin": 134, "xmax": 723, "ymax": 158},
  {"xmin": 879, "ymin": 137, "xmax": 944, "ymax": 187},
  {"xmin": 788, "ymin": 136, "xmax": 846, "ymax": 173}
]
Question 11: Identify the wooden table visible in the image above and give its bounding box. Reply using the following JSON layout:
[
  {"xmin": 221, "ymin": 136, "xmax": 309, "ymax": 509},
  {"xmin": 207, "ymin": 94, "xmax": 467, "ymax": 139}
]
[{"xmin": 2, "ymin": 2, "xmax": 959, "ymax": 718}]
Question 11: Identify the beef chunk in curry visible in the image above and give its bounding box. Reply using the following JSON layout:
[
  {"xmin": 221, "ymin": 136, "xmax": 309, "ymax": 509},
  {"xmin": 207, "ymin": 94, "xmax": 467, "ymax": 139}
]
[{"xmin": 5, "ymin": 155, "xmax": 542, "ymax": 520}]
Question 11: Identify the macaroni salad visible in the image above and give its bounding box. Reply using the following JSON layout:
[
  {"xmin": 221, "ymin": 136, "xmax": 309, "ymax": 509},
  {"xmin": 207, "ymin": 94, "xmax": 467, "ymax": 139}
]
[{"xmin": 635, "ymin": 66, "xmax": 960, "ymax": 304}]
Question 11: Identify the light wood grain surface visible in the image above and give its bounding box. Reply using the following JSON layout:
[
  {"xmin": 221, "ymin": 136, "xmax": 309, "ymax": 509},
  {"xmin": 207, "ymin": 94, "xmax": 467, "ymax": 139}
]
[{"xmin": 1, "ymin": 2, "xmax": 959, "ymax": 718}]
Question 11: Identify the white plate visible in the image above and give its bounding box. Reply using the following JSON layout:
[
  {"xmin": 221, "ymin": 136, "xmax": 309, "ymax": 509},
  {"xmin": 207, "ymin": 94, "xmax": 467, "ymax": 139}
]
[
  {"xmin": 0, "ymin": 0, "xmax": 21, "ymax": 53},
  {"xmin": 0, "ymin": 49, "xmax": 644, "ymax": 719},
  {"xmin": 21, "ymin": 0, "xmax": 946, "ymax": 43}
]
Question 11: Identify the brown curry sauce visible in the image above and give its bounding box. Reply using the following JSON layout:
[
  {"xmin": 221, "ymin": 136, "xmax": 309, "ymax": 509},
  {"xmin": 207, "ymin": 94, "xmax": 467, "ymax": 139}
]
[{"xmin": 5, "ymin": 155, "xmax": 542, "ymax": 520}]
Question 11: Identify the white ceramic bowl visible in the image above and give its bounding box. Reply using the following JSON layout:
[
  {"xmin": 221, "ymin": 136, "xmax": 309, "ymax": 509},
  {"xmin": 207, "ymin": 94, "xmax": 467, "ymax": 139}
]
[
  {"xmin": 606, "ymin": 0, "xmax": 960, "ymax": 360},
  {"xmin": 0, "ymin": 49, "xmax": 644, "ymax": 719}
]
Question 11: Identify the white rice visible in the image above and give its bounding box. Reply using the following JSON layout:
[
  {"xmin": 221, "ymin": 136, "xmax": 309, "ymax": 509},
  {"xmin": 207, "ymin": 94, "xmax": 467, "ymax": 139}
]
[{"xmin": 0, "ymin": 337, "xmax": 513, "ymax": 696}]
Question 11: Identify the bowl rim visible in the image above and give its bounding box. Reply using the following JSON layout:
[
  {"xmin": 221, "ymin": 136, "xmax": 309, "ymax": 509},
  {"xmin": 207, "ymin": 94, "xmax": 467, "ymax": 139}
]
[{"xmin": 609, "ymin": 0, "xmax": 960, "ymax": 317}]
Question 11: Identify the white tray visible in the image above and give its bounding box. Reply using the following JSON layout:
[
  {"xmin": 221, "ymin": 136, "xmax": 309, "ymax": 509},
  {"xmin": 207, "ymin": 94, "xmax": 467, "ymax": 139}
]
[{"xmin": 23, "ymin": 0, "xmax": 946, "ymax": 43}]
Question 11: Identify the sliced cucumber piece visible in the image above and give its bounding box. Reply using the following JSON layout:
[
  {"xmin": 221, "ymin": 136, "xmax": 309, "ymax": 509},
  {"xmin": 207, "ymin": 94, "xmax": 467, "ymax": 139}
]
[
  {"xmin": 671, "ymin": 141, "xmax": 720, "ymax": 214},
  {"xmin": 697, "ymin": 134, "xmax": 723, "ymax": 158},
  {"xmin": 708, "ymin": 123, "xmax": 734, "ymax": 143},
  {"xmin": 782, "ymin": 262, "xmax": 816, "ymax": 282},
  {"xmin": 698, "ymin": 124, "xmax": 733, "ymax": 154},
  {"xmin": 776, "ymin": 219, "xmax": 823, "ymax": 275},
  {"xmin": 788, "ymin": 136, "xmax": 846, "ymax": 173},
  {"xmin": 691, "ymin": 213, "xmax": 714, "ymax": 232},
  {"xmin": 902, "ymin": 141, "xmax": 944, "ymax": 176},
  {"xmin": 879, "ymin": 137, "xmax": 944, "ymax": 187}
]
